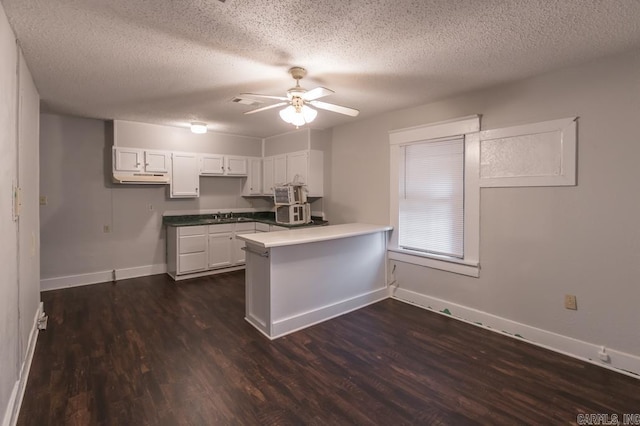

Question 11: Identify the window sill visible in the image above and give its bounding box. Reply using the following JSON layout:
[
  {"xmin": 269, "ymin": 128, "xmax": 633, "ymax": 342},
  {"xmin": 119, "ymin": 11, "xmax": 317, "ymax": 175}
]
[{"xmin": 388, "ymin": 248, "xmax": 480, "ymax": 278}]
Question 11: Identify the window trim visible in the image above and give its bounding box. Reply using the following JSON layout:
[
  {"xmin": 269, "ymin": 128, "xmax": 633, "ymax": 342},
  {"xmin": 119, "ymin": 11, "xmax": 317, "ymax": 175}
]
[{"xmin": 389, "ymin": 115, "xmax": 480, "ymax": 277}]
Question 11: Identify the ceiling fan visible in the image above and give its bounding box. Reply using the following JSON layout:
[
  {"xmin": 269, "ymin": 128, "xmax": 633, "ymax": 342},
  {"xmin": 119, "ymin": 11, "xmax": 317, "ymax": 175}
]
[{"xmin": 236, "ymin": 67, "xmax": 359, "ymax": 127}]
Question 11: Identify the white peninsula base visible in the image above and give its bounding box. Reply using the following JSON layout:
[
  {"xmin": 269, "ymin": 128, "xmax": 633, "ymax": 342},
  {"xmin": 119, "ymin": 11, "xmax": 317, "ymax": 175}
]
[{"xmin": 238, "ymin": 223, "xmax": 393, "ymax": 339}]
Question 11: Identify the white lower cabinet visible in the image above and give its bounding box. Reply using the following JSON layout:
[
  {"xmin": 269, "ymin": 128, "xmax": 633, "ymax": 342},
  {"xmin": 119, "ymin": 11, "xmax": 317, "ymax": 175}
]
[
  {"xmin": 176, "ymin": 226, "xmax": 207, "ymax": 274},
  {"xmin": 167, "ymin": 222, "xmax": 258, "ymax": 280},
  {"xmin": 255, "ymin": 222, "xmax": 270, "ymax": 232},
  {"xmin": 208, "ymin": 224, "xmax": 234, "ymax": 269}
]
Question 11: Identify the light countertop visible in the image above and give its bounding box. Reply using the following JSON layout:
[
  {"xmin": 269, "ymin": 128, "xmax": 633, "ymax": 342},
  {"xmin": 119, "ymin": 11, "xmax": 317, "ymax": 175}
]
[{"xmin": 237, "ymin": 223, "xmax": 393, "ymax": 248}]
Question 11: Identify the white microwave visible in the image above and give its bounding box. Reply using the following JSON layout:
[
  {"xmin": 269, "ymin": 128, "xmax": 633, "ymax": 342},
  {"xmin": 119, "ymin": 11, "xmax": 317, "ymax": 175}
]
[
  {"xmin": 274, "ymin": 185, "xmax": 307, "ymax": 205},
  {"xmin": 276, "ymin": 203, "xmax": 311, "ymax": 225}
]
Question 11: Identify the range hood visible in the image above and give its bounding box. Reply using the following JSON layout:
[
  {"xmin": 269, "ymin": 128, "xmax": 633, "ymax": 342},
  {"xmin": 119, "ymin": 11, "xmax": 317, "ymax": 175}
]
[{"xmin": 113, "ymin": 172, "xmax": 170, "ymax": 184}]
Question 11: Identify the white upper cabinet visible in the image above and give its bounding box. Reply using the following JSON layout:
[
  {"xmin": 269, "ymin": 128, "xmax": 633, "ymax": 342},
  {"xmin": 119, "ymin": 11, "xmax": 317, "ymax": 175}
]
[
  {"xmin": 144, "ymin": 150, "xmax": 170, "ymax": 173},
  {"xmin": 274, "ymin": 155, "xmax": 287, "ymax": 187},
  {"xmin": 200, "ymin": 154, "xmax": 225, "ymax": 175},
  {"xmin": 262, "ymin": 156, "xmax": 274, "ymax": 195},
  {"xmin": 286, "ymin": 150, "xmax": 323, "ymax": 196},
  {"xmin": 114, "ymin": 147, "xmax": 143, "ymax": 172},
  {"xmin": 170, "ymin": 152, "xmax": 199, "ymax": 198},
  {"xmin": 113, "ymin": 147, "xmax": 170, "ymax": 185},
  {"xmin": 225, "ymin": 156, "xmax": 248, "ymax": 176},
  {"xmin": 261, "ymin": 154, "xmax": 287, "ymax": 196},
  {"xmin": 286, "ymin": 151, "xmax": 308, "ymax": 185},
  {"xmin": 242, "ymin": 157, "xmax": 262, "ymax": 196},
  {"xmin": 262, "ymin": 128, "xmax": 328, "ymax": 197},
  {"xmin": 200, "ymin": 154, "xmax": 247, "ymax": 176}
]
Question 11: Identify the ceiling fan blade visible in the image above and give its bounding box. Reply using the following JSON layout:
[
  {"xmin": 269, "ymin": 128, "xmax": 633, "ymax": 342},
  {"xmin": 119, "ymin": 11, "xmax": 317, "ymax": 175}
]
[
  {"xmin": 244, "ymin": 102, "xmax": 288, "ymax": 115},
  {"xmin": 302, "ymin": 87, "xmax": 334, "ymax": 101},
  {"xmin": 239, "ymin": 93, "xmax": 288, "ymax": 101},
  {"xmin": 309, "ymin": 100, "xmax": 359, "ymax": 117}
]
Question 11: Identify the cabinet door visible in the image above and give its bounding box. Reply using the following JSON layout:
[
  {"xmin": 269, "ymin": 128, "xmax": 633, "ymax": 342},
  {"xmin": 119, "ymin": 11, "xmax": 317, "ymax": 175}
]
[
  {"xmin": 242, "ymin": 158, "xmax": 262, "ymax": 195},
  {"xmin": 225, "ymin": 156, "xmax": 248, "ymax": 176},
  {"xmin": 208, "ymin": 232, "xmax": 233, "ymax": 269},
  {"xmin": 171, "ymin": 153, "xmax": 199, "ymax": 198},
  {"xmin": 144, "ymin": 150, "xmax": 169, "ymax": 172},
  {"xmin": 287, "ymin": 151, "xmax": 308, "ymax": 185},
  {"xmin": 178, "ymin": 252, "xmax": 207, "ymax": 274},
  {"xmin": 234, "ymin": 230, "xmax": 255, "ymax": 264},
  {"xmin": 178, "ymin": 234, "xmax": 207, "ymax": 254},
  {"xmin": 274, "ymin": 155, "xmax": 287, "ymax": 186},
  {"xmin": 262, "ymin": 156, "xmax": 274, "ymax": 195},
  {"xmin": 200, "ymin": 154, "xmax": 225, "ymax": 175},
  {"xmin": 255, "ymin": 222, "xmax": 270, "ymax": 232},
  {"xmin": 113, "ymin": 147, "xmax": 142, "ymax": 172}
]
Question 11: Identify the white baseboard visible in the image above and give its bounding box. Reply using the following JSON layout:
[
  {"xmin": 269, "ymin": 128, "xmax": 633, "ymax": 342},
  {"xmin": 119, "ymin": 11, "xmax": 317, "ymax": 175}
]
[
  {"xmin": 41, "ymin": 270, "xmax": 114, "ymax": 291},
  {"xmin": 170, "ymin": 265, "xmax": 245, "ymax": 281},
  {"xmin": 114, "ymin": 264, "xmax": 166, "ymax": 280},
  {"xmin": 2, "ymin": 302, "xmax": 43, "ymax": 426},
  {"xmin": 392, "ymin": 287, "xmax": 640, "ymax": 379},
  {"xmin": 270, "ymin": 287, "xmax": 389, "ymax": 339},
  {"xmin": 41, "ymin": 264, "xmax": 167, "ymax": 291}
]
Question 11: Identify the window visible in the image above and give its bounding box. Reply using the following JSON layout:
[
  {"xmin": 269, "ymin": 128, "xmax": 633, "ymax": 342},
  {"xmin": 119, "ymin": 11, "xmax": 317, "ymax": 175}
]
[
  {"xmin": 389, "ymin": 116, "xmax": 480, "ymax": 277},
  {"xmin": 399, "ymin": 138, "xmax": 464, "ymax": 258}
]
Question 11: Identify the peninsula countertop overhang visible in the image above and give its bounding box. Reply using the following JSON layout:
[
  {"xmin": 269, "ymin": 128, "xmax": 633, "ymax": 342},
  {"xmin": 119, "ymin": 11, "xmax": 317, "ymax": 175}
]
[{"xmin": 236, "ymin": 223, "xmax": 393, "ymax": 248}]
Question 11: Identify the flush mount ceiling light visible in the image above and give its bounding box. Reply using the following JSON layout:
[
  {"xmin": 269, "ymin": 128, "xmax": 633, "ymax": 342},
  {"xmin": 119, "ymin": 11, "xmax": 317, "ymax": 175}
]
[
  {"xmin": 190, "ymin": 122, "xmax": 207, "ymax": 134},
  {"xmin": 234, "ymin": 67, "xmax": 359, "ymax": 129}
]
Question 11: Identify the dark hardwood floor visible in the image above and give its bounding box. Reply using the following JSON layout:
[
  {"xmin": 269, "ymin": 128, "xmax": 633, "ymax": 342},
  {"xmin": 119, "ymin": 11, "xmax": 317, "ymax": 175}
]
[{"xmin": 18, "ymin": 271, "xmax": 640, "ymax": 425}]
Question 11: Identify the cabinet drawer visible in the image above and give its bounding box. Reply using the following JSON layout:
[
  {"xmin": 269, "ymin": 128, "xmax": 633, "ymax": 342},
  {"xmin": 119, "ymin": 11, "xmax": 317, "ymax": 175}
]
[
  {"xmin": 178, "ymin": 252, "xmax": 207, "ymax": 274},
  {"xmin": 255, "ymin": 222, "xmax": 270, "ymax": 232},
  {"xmin": 208, "ymin": 223, "xmax": 235, "ymax": 233},
  {"xmin": 178, "ymin": 225, "xmax": 206, "ymax": 236},
  {"xmin": 235, "ymin": 222, "xmax": 255, "ymax": 232},
  {"xmin": 179, "ymin": 234, "xmax": 207, "ymax": 254}
]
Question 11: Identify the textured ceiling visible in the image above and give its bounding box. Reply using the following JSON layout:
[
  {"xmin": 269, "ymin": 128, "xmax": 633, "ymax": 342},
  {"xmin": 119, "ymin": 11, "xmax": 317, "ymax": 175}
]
[{"xmin": 3, "ymin": 0, "xmax": 640, "ymax": 138}]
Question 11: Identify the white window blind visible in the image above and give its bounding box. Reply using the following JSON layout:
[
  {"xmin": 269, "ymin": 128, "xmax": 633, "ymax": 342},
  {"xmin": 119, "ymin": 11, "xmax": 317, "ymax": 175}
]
[{"xmin": 399, "ymin": 138, "xmax": 464, "ymax": 258}]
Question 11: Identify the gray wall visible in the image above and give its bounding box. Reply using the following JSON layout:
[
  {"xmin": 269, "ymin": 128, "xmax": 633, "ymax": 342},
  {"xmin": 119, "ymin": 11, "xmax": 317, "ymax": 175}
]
[
  {"xmin": 40, "ymin": 113, "xmax": 270, "ymax": 280},
  {"xmin": 114, "ymin": 120, "xmax": 263, "ymax": 156},
  {"xmin": 327, "ymin": 49, "xmax": 640, "ymax": 359},
  {"xmin": 0, "ymin": 2, "xmax": 41, "ymax": 423}
]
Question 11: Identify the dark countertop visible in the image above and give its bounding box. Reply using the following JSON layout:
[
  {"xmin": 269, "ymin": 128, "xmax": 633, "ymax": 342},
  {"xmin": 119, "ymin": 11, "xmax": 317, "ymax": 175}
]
[{"xmin": 162, "ymin": 211, "xmax": 328, "ymax": 229}]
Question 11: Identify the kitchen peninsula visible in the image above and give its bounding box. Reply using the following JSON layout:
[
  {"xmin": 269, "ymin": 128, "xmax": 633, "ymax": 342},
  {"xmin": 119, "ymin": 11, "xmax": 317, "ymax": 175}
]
[{"xmin": 238, "ymin": 223, "xmax": 392, "ymax": 339}]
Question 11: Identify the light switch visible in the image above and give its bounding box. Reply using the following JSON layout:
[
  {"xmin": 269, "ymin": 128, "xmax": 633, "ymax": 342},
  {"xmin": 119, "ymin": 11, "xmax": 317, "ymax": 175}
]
[{"xmin": 39, "ymin": 196, "xmax": 47, "ymax": 206}]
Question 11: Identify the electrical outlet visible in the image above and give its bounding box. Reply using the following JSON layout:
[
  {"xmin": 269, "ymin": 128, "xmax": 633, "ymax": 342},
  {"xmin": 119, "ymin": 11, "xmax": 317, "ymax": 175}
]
[
  {"xmin": 564, "ymin": 294, "xmax": 577, "ymax": 310},
  {"xmin": 103, "ymin": 225, "xmax": 111, "ymax": 233}
]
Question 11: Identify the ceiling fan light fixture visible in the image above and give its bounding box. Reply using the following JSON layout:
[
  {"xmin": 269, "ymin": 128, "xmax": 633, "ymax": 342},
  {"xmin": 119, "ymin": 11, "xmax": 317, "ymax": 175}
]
[
  {"xmin": 190, "ymin": 122, "xmax": 207, "ymax": 134},
  {"xmin": 279, "ymin": 104, "xmax": 316, "ymax": 127},
  {"xmin": 279, "ymin": 105, "xmax": 297, "ymax": 124},
  {"xmin": 301, "ymin": 105, "xmax": 317, "ymax": 123},
  {"xmin": 291, "ymin": 113, "xmax": 306, "ymax": 127},
  {"xmin": 241, "ymin": 66, "xmax": 359, "ymax": 127}
]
